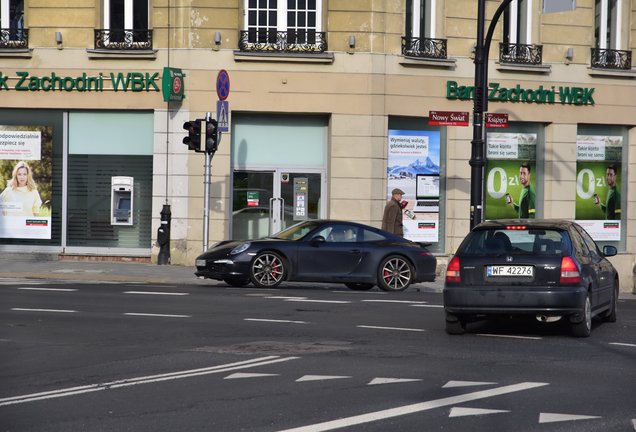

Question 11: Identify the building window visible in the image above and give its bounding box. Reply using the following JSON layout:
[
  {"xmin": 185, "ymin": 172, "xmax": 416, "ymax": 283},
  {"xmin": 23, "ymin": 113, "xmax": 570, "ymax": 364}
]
[
  {"xmin": 0, "ymin": 0, "xmax": 27, "ymax": 48},
  {"xmin": 499, "ymin": 0, "xmax": 543, "ymax": 65},
  {"xmin": 591, "ymin": 0, "xmax": 630, "ymax": 69},
  {"xmin": 239, "ymin": 0, "xmax": 326, "ymax": 53},
  {"xmin": 95, "ymin": 0, "xmax": 151, "ymax": 50},
  {"xmin": 402, "ymin": 0, "xmax": 446, "ymax": 59}
]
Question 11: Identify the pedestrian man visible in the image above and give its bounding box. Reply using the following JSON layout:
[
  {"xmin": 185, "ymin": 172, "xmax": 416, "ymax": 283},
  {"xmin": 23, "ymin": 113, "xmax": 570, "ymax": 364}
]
[{"xmin": 382, "ymin": 188, "xmax": 405, "ymax": 236}]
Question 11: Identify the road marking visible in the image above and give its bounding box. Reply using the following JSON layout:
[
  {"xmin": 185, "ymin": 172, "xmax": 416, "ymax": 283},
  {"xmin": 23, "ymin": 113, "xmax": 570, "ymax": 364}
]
[
  {"xmin": 296, "ymin": 375, "xmax": 351, "ymax": 382},
  {"xmin": 410, "ymin": 304, "xmax": 444, "ymax": 308},
  {"xmin": 244, "ymin": 318, "xmax": 308, "ymax": 324},
  {"xmin": 17, "ymin": 287, "xmax": 78, "ymax": 292},
  {"xmin": 632, "ymin": 418, "xmax": 636, "ymax": 430},
  {"xmin": 124, "ymin": 313, "xmax": 191, "ymax": 318},
  {"xmin": 609, "ymin": 342, "xmax": 636, "ymax": 348},
  {"xmin": 477, "ymin": 333, "xmax": 542, "ymax": 340},
  {"xmin": 449, "ymin": 407, "xmax": 509, "ymax": 417},
  {"xmin": 362, "ymin": 300, "xmax": 428, "ymax": 305},
  {"xmin": 443, "ymin": 381, "xmax": 497, "ymax": 388},
  {"xmin": 0, "ymin": 356, "xmax": 299, "ymax": 407},
  {"xmin": 123, "ymin": 291, "xmax": 188, "ymax": 296},
  {"xmin": 277, "ymin": 382, "xmax": 548, "ymax": 432},
  {"xmin": 357, "ymin": 325, "xmax": 425, "ymax": 332},
  {"xmin": 265, "ymin": 296, "xmax": 307, "ymax": 300},
  {"xmin": 333, "ymin": 290, "xmax": 386, "ymax": 295},
  {"xmin": 368, "ymin": 378, "xmax": 422, "ymax": 385},
  {"xmin": 286, "ymin": 299, "xmax": 351, "ymax": 304},
  {"xmin": 11, "ymin": 308, "xmax": 76, "ymax": 313},
  {"xmin": 539, "ymin": 413, "xmax": 601, "ymax": 423},
  {"xmin": 224, "ymin": 372, "xmax": 279, "ymax": 379}
]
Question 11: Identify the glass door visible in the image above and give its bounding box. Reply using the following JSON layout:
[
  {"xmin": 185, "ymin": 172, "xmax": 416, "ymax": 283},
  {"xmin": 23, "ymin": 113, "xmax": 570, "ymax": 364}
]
[{"xmin": 232, "ymin": 170, "xmax": 324, "ymax": 240}]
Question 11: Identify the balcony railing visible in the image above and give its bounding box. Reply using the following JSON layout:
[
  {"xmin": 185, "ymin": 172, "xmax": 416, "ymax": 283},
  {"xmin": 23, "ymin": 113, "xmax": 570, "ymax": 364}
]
[
  {"xmin": 401, "ymin": 37, "xmax": 447, "ymax": 59},
  {"xmin": 0, "ymin": 28, "xmax": 28, "ymax": 49},
  {"xmin": 238, "ymin": 29, "xmax": 327, "ymax": 53},
  {"xmin": 591, "ymin": 48, "xmax": 632, "ymax": 70},
  {"xmin": 499, "ymin": 43, "xmax": 543, "ymax": 65},
  {"xmin": 94, "ymin": 29, "xmax": 153, "ymax": 50}
]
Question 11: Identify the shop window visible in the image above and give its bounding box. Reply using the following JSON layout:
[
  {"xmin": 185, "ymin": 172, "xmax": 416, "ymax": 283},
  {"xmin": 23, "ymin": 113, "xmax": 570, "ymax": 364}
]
[
  {"xmin": 500, "ymin": 0, "xmax": 543, "ymax": 65},
  {"xmin": 402, "ymin": 0, "xmax": 447, "ymax": 59},
  {"xmin": 96, "ymin": 0, "xmax": 151, "ymax": 50},
  {"xmin": 239, "ymin": 0, "xmax": 326, "ymax": 53},
  {"xmin": 592, "ymin": 0, "xmax": 631, "ymax": 69},
  {"xmin": 0, "ymin": 0, "xmax": 27, "ymax": 48}
]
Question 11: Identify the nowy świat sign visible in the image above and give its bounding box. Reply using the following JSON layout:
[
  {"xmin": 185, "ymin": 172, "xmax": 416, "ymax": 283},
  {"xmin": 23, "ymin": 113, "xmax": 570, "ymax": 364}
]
[{"xmin": 446, "ymin": 80, "xmax": 595, "ymax": 106}]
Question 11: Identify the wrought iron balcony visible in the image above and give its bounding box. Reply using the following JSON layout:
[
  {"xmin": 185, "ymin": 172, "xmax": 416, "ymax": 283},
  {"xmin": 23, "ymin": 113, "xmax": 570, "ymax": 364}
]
[
  {"xmin": 94, "ymin": 29, "xmax": 153, "ymax": 50},
  {"xmin": 401, "ymin": 37, "xmax": 447, "ymax": 59},
  {"xmin": 0, "ymin": 28, "xmax": 28, "ymax": 49},
  {"xmin": 499, "ymin": 43, "xmax": 543, "ymax": 65},
  {"xmin": 238, "ymin": 30, "xmax": 327, "ymax": 53},
  {"xmin": 591, "ymin": 48, "xmax": 632, "ymax": 70}
]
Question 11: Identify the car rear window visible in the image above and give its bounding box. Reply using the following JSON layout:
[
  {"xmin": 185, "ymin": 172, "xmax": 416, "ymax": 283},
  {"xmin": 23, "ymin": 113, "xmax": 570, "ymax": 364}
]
[{"xmin": 459, "ymin": 227, "xmax": 570, "ymax": 256}]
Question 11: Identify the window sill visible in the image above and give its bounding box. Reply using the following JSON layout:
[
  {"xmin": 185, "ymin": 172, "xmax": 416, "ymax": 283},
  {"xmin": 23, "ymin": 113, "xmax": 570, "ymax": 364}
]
[
  {"xmin": 496, "ymin": 63, "xmax": 551, "ymax": 74},
  {"xmin": 87, "ymin": 48, "xmax": 157, "ymax": 60},
  {"xmin": 400, "ymin": 56, "xmax": 457, "ymax": 69},
  {"xmin": 588, "ymin": 67, "xmax": 636, "ymax": 79},
  {"xmin": 0, "ymin": 48, "xmax": 32, "ymax": 58},
  {"xmin": 233, "ymin": 50, "xmax": 334, "ymax": 63}
]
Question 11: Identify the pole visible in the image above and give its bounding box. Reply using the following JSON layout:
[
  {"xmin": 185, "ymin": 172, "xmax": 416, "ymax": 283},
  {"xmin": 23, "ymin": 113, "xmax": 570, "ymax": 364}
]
[{"xmin": 203, "ymin": 111, "xmax": 211, "ymax": 252}]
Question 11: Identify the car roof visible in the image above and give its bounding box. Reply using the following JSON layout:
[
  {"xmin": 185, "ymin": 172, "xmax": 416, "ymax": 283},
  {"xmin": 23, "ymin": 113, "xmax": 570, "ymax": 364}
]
[{"xmin": 474, "ymin": 219, "xmax": 575, "ymax": 231}]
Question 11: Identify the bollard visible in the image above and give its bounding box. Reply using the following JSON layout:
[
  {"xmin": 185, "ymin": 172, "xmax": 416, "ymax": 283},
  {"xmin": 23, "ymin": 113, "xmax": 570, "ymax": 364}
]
[{"xmin": 157, "ymin": 204, "xmax": 171, "ymax": 265}]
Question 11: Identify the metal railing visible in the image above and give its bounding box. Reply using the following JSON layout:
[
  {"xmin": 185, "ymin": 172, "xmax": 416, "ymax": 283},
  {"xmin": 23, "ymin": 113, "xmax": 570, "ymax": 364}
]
[
  {"xmin": 401, "ymin": 36, "xmax": 447, "ymax": 59},
  {"xmin": 94, "ymin": 29, "xmax": 153, "ymax": 50},
  {"xmin": 590, "ymin": 48, "xmax": 632, "ymax": 70},
  {"xmin": 238, "ymin": 29, "xmax": 327, "ymax": 53},
  {"xmin": 499, "ymin": 43, "xmax": 543, "ymax": 65},
  {"xmin": 0, "ymin": 28, "xmax": 28, "ymax": 49}
]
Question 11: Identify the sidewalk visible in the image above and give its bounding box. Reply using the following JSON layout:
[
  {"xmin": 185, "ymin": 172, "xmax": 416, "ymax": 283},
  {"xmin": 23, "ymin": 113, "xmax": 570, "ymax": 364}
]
[{"xmin": 0, "ymin": 253, "xmax": 446, "ymax": 292}]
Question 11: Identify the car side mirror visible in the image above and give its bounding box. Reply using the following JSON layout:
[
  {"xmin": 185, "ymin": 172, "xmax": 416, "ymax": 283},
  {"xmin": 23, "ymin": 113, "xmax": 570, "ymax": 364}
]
[
  {"xmin": 603, "ymin": 245, "xmax": 617, "ymax": 257},
  {"xmin": 310, "ymin": 235, "xmax": 326, "ymax": 246}
]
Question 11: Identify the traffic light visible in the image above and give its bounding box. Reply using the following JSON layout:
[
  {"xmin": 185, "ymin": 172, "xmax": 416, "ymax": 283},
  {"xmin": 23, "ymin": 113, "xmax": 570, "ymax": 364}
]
[
  {"xmin": 183, "ymin": 119, "xmax": 205, "ymax": 152},
  {"xmin": 205, "ymin": 119, "xmax": 219, "ymax": 154}
]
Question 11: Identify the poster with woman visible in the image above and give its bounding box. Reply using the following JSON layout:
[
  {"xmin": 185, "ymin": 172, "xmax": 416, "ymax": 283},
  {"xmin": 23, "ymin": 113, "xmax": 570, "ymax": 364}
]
[
  {"xmin": 386, "ymin": 129, "xmax": 440, "ymax": 242},
  {"xmin": 575, "ymin": 135, "xmax": 622, "ymax": 241},
  {"xmin": 484, "ymin": 133, "xmax": 537, "ymax": 220},
  {"xmin": 0, "ymin": 126, "xmax": 53, "ymax": 239}
]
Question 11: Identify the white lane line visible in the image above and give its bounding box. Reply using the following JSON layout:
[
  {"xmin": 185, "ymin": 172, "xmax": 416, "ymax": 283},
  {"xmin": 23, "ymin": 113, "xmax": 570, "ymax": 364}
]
[
  {"xmin": 286, "ymin": 299, "xmax": 351, "ymax": 304},
  {"xmin": 277, "ymin": 382, "xmax": 548, "ymax": 432},
  {"xmin": 11, "ymin": 308, "xmax": 76, "ymax": 313},
  {"xmin": 17, "ymin": 287, "xmax": 78, "ymax": 292},
  {"xmin": 477, "ymin": 333, "xmax": 542, "ymax": 340},
  {"xmin": 539, "ymin": 413, "xmax": 601, "ymax": 423},
  {"xmin": 224, "ymin": 372, "xmax": 279, "ymax": 379},
  {"xmin": 124, "ymin": 313, "xmax": 191, "ymax": 318},
  {"xmin": 443, "ymin": 381, "xmax": 497, "ymax": 388},
  {"xmin": 362, "ymin": 300, "xmax": 428, "ymax": 305},
  {"xmin": 244, "ymin": 318, "xmax": 308, "ymax": 324},
  {"xmin": 368, "ymin": 378, "xmax": 422, "ymax": 385},
  {"xmin": 357, "ymin": 325, "xmax": 425, "ymax": 332},
  {"xmin": 609, "ymin": 342, "xmax": 636, "ymax": 348},
  {"xmin": 123, "ymin": 291, "xmax": 189, "ymax": 296},
  {"xmin": 0, "ymin": 355, "xmax": 299, "ymax": 407},
  {"xmin": 333, "ymin": 291, "xmax": 386, "ymax": 295},
  {"xmin": 265, "ymin": 296, "xmax": 308, "ymax": 300},
  {"xmin": 449, "ymin": 407, "xmax": 509, "ymax": 417},
  {"xmin": 296, "ymin": 375, "xmax": 351, "ymax": 382},
  {"xmin": 410, "ymin": 304, "xmax": 444, "ymax": 308}
]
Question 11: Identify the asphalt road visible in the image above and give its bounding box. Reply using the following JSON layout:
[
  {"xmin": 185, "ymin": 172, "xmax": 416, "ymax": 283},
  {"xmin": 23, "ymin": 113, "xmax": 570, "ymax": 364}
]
[{"xmin": 1, "ymin": 279, "xmax": 635, "ymax": 432}]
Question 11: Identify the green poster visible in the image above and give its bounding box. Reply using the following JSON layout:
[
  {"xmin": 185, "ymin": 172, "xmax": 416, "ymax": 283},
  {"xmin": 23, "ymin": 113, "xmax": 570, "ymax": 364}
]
[{"xmin": 575, "ymin": 161, "xmax": 621, "ymax": 220}]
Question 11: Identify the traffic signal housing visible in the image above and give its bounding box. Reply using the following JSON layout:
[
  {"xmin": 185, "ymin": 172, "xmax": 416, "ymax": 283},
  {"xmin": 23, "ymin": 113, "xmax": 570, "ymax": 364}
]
[
  {"xmin": 183, "ymin": 119, "xmax": 205, "ymax": 152},
  {"xmin": 205, "ymin": 119, "xmax": 219, "ymax": 154}
]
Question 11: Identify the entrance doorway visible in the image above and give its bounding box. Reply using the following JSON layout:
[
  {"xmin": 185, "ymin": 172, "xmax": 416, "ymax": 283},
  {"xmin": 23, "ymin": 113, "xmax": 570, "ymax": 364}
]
[{"xmin": 232, "ymin": 170, "xmax": 325, "ymax": 240}]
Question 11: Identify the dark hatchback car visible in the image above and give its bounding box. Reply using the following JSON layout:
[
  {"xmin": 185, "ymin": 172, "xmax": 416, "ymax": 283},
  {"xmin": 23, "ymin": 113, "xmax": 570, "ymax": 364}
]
[
  {"xmin": 195, "ymin": 219, "xmax": 436, "ymax": 291},
  {"xmin": 443, "ymin": 219, "xmax": 618, "ymax": 337}
]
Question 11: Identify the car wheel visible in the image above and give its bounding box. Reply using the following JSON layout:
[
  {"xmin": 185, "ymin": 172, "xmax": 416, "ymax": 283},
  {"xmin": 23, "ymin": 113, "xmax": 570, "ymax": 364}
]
[
  {"xmin": 377, "ymin": 255, "xmax": 413, "ymax": 292},
  {"xmin": 345, "ymin": 283, "xmax": 374, "ymax": 291},
  {"xmin": 445, "ymin": 313, "xmax": 466, "ymax": 335},
  {"xmin": 250, "ymin": 251, "xmax": 286, "ymax": 288},
  {"xmin": 571, "ymin": 292, "xmax": 592, "ymax": 337},
  {"xmin": 223, "ymin": 277, "xmax": 251, "ymax": 287},
  {"xmin": 602, "ymin": 281, "xmax": 618, "ymax": 323}
]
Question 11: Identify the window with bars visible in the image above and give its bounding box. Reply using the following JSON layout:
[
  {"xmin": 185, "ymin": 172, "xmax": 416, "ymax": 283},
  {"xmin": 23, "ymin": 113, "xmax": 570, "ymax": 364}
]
[
  {"xmin": 592, "ymin": 0, "xmax": 630, "ymax": 69},
  {"xmin": 402, "ymin": 0, "xmax": 446, "ymax": 59},
  {"xmin": 0, "ymin": 0, "xmax": 26, "ymax": 46},
  {"xmin": 96, "ymin": 0, "xmax": 151, "ymax": 50}
]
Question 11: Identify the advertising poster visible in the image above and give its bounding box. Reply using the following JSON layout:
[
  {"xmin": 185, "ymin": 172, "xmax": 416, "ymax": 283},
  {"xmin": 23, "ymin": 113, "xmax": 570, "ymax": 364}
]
[
  {"xmin": 0, "ymin": 126, "xmax": 53, "ymax": 239},
  {"xmin": 387, "ymin": 130, "xmax": 440, "ymax": 242},
  {"xmin": 484, "ymin": 133, "xmax": 537, "ymax": 220},
  {"xmin": 575, "ymin": 135, "xmax": 622, "ymax": 241}
]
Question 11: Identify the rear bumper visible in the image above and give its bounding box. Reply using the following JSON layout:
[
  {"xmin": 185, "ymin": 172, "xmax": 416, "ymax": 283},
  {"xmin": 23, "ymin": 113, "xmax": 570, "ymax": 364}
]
[{"xmin": 443, "ymin": 285, "xmax": 587, "ymax": 316}]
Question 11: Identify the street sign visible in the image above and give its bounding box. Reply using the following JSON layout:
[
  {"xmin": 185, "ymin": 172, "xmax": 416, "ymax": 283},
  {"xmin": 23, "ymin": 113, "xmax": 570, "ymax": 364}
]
[
  {"xmin": 162, "ymin": 67, "xmax": 184, "ymax": 102},
  {"xmin": 216, "ymin": 69, "xmax": 230, "ymax": 101},
  {"xmin": 485, "ymin": 112, "xmax": 509, "ymax": 128},
  {"xmin": 428, "ymin": 111, "xmax": 469, "ymax": 126},
  {"xmin": 216, "ymin": 100, "xmax": 229, "ymax": 132}
]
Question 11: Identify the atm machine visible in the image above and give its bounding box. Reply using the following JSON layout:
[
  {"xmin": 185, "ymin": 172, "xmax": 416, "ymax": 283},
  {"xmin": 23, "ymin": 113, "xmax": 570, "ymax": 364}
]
[{"xmin": 111, "ymin": 176, "xmax": 133, "ymax": 226}]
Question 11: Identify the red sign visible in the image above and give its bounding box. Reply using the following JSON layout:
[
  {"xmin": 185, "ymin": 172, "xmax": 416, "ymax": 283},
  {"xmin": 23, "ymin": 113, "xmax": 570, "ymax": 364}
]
[
  {"xmin": 216, "ymin": 69, "xmax": 230, "ymax": 101},
  {"xmin": 428, "ymin": 111, "xmax": 469, "ymax": 126},
  {"xmin": 485, "ymin": 112, "xmax": 509, "ymax": 128}
]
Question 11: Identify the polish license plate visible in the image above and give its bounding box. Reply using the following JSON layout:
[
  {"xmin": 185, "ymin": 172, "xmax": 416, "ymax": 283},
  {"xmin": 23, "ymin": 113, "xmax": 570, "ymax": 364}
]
[
  {"xmin": 196, "ymin": 259, "xmax": 206, "ymax": 267},
  {"xmin": 486, "ymin": 265, "xmax": 533, "ymax": 277}
]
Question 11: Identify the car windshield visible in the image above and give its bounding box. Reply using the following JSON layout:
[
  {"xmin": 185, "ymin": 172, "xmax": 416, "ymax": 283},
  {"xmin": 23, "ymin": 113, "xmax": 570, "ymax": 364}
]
[
  {"xmin": 459, "ymin": 227, "xmax": 570, "ymax": 256},
  {"xmin": 270, "ymin": 220, "xmax": 323, "ymax": 241}
]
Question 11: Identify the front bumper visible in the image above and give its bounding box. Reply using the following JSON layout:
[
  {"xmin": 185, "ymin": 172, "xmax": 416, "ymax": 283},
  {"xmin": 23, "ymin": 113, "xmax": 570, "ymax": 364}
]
[{"xmin": 194, "ymin": 257, "xmax": 252, "ymax": 280}]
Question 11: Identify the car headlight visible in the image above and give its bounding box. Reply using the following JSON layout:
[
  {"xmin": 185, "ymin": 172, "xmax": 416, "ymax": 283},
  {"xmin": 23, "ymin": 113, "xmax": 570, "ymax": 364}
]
[{"xmin": 230, "ymin": 242, "xmax": 251, "ymax": 255}]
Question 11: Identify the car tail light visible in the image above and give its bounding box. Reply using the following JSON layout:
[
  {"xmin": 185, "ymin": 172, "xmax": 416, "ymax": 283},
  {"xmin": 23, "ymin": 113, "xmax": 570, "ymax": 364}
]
[
  {"xmin": 560, "ymin": 256, "xmax": 581, "ymax": 284},
  {"xmin": 506, "ymin": 225, "xmax": 527, "ymax": 230},
  {"xmin": 446, "ymin": 256, "xmax": 461, "ymax": 283}
]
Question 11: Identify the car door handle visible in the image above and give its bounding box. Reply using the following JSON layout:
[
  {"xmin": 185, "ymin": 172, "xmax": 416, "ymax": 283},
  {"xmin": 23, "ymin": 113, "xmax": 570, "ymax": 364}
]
[{"xmin": 350, "ymin": 249, "xmax": 361, "ymax": 254}]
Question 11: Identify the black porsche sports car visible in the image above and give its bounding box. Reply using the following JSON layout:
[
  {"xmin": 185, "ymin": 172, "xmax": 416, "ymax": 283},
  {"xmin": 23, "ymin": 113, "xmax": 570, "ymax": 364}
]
[{"xmin": 195, "ymin": 220, "xmax": 437, "ymax": 291}]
